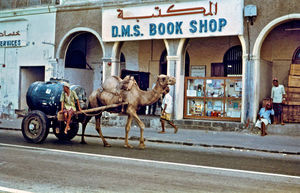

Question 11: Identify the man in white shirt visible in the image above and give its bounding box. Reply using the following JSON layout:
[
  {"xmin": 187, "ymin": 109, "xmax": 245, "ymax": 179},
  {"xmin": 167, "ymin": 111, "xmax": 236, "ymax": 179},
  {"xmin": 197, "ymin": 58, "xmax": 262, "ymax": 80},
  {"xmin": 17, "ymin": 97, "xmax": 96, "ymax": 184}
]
[
  {"xmin": 159, "ymin": 87, "xmax": 178, "ymax": 134},
  {"xmin": 255, "ymin": 101, "xmax": 274, "ymax": 136},
  {"xmin": 271, "ymin": 77, "xmax": 286, "ymax": 125}
]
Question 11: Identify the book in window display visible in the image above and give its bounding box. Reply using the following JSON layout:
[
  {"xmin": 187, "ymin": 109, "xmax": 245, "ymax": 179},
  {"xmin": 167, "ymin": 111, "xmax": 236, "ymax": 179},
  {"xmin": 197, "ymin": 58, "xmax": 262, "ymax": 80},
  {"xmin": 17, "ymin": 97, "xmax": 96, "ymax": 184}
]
[
  {"xmin": 187, "ymin": 79, "xmax": 204, "ymax": 97},
  {"xmin": 206, "ymin": 79, "xmax": 224, "ymax": 97},
  {"xmin": 225, "ymin": 99, "xmax": 241, "ymax": 118},
  {"xmin": 226, "ymin": 79, "xmax": 242, "ymax": 98},
  {"xmin": 206, "ymin": 99, "xmax": 224, "ymax": 117},
  {"xmin": 188, "ymin": 99, "xmax": 204, "ymax": 116}
]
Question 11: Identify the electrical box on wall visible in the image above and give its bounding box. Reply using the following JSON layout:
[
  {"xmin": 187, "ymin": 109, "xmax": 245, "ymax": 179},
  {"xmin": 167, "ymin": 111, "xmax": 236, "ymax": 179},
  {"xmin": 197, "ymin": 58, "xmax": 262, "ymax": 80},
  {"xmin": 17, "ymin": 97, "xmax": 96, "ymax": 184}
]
[{"xmin": 244, "ymin": 5, "xmax": 257, "ymax": 17}]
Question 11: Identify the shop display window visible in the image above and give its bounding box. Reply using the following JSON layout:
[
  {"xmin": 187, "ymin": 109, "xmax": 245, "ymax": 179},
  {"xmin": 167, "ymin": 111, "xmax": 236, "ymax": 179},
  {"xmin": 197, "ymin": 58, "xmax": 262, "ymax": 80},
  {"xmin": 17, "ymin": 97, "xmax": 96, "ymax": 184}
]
[{"xmin": 184, "ymin": 77, "xmax": 242, "ymax": 121}]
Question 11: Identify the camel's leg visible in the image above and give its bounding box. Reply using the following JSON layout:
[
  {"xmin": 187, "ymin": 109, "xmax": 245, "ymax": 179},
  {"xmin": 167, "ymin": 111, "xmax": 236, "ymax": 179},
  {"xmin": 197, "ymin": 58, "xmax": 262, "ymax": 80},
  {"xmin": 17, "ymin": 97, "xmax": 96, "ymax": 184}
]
[
  {"xmin": 80, "ymin": 116, "xmax": 92, "ymax": 144},
  {"xmin": 132, "ymin": 112, "xmax": 146, "ymax": 149},
  {"xmin": 124, "ymin": 115, "xmax": 133, "ymax": 148},
  {"xmin": 95, "ymin": 115, "xmax": 111, "ymax": 147}
]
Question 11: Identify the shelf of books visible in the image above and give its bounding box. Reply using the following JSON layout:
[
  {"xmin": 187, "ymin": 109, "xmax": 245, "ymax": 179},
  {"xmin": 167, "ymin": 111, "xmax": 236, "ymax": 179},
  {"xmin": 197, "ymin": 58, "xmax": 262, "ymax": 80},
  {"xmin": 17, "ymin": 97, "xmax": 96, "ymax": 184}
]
[{"xmin": 184, "ymin": 77, "xmax": 242, "ymax": 121}]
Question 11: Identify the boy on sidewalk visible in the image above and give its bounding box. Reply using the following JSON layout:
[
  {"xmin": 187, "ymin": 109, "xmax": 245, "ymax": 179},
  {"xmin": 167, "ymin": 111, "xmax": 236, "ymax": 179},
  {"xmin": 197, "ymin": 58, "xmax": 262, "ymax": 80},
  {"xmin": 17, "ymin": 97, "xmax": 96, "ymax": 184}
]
[{"xmin": 159, "ymin": 87, "xmax": 178, "ymax": 134}]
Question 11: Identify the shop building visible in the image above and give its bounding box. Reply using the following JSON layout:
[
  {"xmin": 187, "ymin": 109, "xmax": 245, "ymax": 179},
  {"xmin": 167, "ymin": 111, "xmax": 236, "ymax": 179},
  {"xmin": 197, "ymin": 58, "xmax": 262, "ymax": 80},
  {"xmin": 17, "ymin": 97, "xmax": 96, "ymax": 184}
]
[
  {"xmin": 0, "ymin": 1, "xmax": 57, "ymax": 118},
  {"xmin": 1, "ymin": 0, "xmax": 299, "ymax": 126},
  {"xmin": 54, "ymin": 0, "xmax": 246, "ymax": 122},
  {"xmin": 55, "ymin": 0, "xmax": 299, "ymax": 125}
]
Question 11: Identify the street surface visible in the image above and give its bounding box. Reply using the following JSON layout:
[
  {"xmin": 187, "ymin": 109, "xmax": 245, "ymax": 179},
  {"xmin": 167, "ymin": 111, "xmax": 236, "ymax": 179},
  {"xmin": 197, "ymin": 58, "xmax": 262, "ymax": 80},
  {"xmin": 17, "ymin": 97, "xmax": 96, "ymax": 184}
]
[{"xmin": 0, "ymin": 129, "xmax": 300, "ymax": 193}]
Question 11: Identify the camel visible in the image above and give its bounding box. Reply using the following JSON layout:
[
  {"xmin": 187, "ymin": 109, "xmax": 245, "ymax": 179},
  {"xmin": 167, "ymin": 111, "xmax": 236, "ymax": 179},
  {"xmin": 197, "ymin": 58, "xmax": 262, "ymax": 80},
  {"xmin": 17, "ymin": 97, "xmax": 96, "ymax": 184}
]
[{"xmin": 80, "ymin": 74, "xmax": 176, "ymax": 149}]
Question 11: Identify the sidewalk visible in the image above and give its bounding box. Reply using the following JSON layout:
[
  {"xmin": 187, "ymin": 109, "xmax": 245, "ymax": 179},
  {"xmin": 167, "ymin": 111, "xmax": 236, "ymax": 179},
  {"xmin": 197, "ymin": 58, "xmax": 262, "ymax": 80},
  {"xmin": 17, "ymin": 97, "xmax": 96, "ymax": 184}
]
[{"xmin": 0, "ymin": 118, "xmax": 299, "ymax": 154}]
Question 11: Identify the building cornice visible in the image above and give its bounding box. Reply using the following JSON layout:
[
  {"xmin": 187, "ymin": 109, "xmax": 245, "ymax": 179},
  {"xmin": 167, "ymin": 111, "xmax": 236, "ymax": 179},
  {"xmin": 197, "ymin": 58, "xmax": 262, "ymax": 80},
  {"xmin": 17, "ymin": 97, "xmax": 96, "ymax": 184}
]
[
  {"xmin": 56, "ymin": 0, "xmax": 176, "ymax": 11},
  {"xmin": 0, "ymin": 6, "xmax": 57, "ymax": 19}
]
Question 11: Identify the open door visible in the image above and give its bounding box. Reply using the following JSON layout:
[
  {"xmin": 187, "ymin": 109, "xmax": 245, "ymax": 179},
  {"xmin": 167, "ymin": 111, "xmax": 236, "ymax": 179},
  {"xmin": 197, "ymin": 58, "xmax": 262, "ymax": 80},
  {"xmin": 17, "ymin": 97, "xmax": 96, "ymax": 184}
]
[{"xmin": 19, "ymin": 66, "xmax": 45, "ymax": 110}]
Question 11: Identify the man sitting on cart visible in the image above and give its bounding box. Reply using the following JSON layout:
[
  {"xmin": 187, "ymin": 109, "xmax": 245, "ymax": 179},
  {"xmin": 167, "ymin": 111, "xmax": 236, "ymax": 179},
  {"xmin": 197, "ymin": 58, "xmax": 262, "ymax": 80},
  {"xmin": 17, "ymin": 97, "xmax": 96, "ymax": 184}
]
[{"xmin": 59, "ymin": 82, "xmax": 82, "ymax": 134}]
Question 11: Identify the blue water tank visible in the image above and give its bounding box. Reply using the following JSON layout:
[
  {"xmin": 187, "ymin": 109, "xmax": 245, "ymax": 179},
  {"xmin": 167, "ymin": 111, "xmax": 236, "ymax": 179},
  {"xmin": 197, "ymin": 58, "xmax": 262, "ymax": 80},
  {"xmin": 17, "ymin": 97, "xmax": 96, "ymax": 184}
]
[{"xmin": 26, "ymin": 79, "xmax": 87, "ymax": 115}]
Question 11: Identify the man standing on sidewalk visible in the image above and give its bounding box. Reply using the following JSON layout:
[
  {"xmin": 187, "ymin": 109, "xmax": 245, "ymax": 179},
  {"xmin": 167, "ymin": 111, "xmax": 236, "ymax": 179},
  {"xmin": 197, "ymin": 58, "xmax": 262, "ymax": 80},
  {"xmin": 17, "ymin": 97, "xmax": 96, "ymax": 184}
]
[
  {"xmin": 271, "ymin": 77, "xmax": 286, "ymax": 125},
  {"xmin": 159, "ymin": 87, "xmax": 178, "ymax": 134}
]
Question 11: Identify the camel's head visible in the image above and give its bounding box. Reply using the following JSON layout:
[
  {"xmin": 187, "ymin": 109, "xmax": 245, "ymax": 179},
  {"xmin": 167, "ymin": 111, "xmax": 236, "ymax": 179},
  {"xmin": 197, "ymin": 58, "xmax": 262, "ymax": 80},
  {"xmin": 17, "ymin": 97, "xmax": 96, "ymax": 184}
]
[{"xmin": 157, "ymin": 75, "xmax": 176, "ymax": 88}]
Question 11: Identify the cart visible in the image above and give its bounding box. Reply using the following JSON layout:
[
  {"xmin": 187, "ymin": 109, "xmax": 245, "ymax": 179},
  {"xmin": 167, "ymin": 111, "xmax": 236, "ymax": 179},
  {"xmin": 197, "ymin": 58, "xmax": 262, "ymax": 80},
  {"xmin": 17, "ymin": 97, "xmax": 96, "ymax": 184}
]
[{"xmin": 20, "ymin": 79, "xmax": 127, "ymax": 144}]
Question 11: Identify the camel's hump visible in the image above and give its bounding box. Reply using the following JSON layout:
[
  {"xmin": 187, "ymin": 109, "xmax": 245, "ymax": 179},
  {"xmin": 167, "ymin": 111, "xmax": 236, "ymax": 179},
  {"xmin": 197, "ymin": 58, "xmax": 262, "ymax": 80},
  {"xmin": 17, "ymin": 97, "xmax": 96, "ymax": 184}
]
[
  {"xmin": 102, "ymin": 75, "xmax": 136, "ymax": 94},
  {"xmin": 102, "ymin": 76, "xmax": 122, "ymax": 93}
]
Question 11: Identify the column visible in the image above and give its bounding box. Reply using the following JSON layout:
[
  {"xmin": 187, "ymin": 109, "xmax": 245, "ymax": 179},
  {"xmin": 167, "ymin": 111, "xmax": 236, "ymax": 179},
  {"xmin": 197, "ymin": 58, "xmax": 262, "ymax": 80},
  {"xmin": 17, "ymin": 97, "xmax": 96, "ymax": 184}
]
[
  {"xmin": 111, "ymin": 58, "xmax": 120, "ymax": 76},
  {"xmin": 164, "ymin": 39, "xmax": 185, "ymax": 120},
  {"xmin": 102, "ymin": 57, "xmax": 112, "ymax": 83}
]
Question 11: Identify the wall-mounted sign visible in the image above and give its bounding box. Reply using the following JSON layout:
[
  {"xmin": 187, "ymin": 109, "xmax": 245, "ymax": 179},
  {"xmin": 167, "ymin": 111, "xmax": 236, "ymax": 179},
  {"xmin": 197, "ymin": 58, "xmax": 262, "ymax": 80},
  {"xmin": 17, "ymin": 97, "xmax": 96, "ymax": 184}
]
[
  {"xmin": 102, "ymin": 0, "xmax": 243, "ymax": 42},
  {"xmin": 0, "ymin": 21, "xmax": 27, "ymax": 47},
  {"xmin": 191, "ymin": 65, "xmax": 206, "ymax": 77}
]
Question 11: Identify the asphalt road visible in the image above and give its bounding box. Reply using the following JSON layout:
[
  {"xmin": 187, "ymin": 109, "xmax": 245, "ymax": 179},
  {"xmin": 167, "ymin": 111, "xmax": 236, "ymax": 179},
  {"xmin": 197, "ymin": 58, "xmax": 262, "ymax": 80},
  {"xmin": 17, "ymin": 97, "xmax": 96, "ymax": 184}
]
[{"xmin": 0, "ymin": 129, "xmax": 300, "ymax": 193}]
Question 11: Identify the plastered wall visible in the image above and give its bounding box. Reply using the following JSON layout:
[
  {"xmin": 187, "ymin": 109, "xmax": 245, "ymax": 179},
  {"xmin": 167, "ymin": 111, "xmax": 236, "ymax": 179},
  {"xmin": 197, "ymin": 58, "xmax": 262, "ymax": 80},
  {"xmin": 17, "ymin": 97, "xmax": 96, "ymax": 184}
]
[
  {"xmin": 0, "ymin": 12, "xmax": 56, "ymax": 116},
  {"xmin": 260, "ymin": 22, "xmax": 300, "ymax": 87},
  {"xmin": 259, "ymin": 59, "xmax": 273, "ymax": 103},
  {"xmin": 138, "ymin": 40, "xmax": 165, "ymax": 86},
  {"xmin": 121, "ymin": 41, "xmax": 139, "ymax": 71},
  {"xmin": 187, "ymin": 36, "xmax": 241, "ymax": 76},
  {"xmin": 55, "ymin": 8, "xmax": 102, "ymax": 49}
]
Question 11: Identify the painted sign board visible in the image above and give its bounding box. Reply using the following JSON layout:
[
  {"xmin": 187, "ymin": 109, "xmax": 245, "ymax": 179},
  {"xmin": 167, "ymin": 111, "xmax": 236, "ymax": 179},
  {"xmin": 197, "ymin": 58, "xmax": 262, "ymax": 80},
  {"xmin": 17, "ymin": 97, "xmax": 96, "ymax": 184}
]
[
  {"xmin": 102, "ymin": 0, "xmax": 243, "ymax": 42},
  {"xmin": 0, "ymin": 21, "xmax": 27, "ymax": 47}
]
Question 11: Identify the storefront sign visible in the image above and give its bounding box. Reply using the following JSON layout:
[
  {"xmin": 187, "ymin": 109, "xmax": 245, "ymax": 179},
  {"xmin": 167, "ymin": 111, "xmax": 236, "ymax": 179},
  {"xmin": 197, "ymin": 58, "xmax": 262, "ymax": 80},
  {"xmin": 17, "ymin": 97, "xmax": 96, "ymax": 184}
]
[
  {"xmin": 102, "ymin": 0, "xmax": 243, "ymax": 42},
  {"xmin": 0, "ymin": 21, "xmax": 27, "ymax": 47}
]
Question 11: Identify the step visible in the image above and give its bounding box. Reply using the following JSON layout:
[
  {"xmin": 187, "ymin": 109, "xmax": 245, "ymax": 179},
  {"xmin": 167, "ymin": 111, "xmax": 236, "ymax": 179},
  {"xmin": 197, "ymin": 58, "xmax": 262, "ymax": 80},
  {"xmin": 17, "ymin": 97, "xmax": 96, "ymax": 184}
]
[{"xmin": 100, "ymin": 114, "xmax": 245, "ymax": 131}]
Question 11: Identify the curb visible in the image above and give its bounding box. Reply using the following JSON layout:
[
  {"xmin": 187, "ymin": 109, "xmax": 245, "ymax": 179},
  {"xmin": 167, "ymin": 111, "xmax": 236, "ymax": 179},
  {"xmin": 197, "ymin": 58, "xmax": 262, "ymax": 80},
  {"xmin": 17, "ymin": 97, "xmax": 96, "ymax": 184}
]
[
  {"xmin": 82, "ymin": 133, "xmax": 300, "ymax": 155},
  {"xmin": 1, "ymin": 127, "xmax": 299, "ymax": 155}
]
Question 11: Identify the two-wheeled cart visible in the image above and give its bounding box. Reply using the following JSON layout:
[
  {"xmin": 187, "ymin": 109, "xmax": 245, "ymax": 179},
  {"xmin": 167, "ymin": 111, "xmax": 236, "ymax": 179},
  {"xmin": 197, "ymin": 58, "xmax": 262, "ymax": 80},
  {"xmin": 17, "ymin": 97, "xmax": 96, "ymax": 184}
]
[{"xmin": 21, "ymin": 79, "xmax": 126, "ymax": 144}]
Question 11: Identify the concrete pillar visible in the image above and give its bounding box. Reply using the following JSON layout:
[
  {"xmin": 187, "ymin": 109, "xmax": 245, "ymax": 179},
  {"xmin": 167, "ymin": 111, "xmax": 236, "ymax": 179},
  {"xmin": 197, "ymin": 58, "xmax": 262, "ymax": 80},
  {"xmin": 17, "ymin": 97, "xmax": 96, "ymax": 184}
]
[
  {"xmin": 45, "ymin": 58, "xmax": 57, "ymax": 81},
  {"xmin": 102, "ymin": 42, "xmax": 122, "ymax": 81},
  {"xmin": 102, "ymin": 42, "xmax": 114, "ymax": 82},
  {"xmin": 102, "ymin": 57, "xmax": 112, "ymax": 83},
  {"xmin": 252, "ymin": 56, "xmax": 260, "ymax": 123},
  {"xmin": 111, "ymin": 58, "xmax": 120, "ymax": 76},
  {"xmin": 56, "ymin": 58, "xmax": 64, "ymax": 79},
  {"xmin": 166, "ymin": 55, "xmax": 184, "ymax": 120},
  {"xmin": 164, "ymin": 39, "xmax": 186, "ymax": 120},
  {"xmin": 242, "ymin": 58, "xmax": 255, "ymax": 123},
  {"xmin": 93, "ymin": 63, "xmax": 102, "ymax": 91}
]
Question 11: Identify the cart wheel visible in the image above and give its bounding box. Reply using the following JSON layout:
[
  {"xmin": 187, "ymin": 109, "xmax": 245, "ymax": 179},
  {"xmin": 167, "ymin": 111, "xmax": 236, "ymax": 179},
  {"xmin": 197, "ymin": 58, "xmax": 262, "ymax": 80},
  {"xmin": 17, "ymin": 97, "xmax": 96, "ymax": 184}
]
[
  {"xmin": 53, "ymin": 121, "xmax": 79, "ymax": 141},
  {"xmin": 21, "ymin": 110, "xmax": 49, "ymax": 143}
]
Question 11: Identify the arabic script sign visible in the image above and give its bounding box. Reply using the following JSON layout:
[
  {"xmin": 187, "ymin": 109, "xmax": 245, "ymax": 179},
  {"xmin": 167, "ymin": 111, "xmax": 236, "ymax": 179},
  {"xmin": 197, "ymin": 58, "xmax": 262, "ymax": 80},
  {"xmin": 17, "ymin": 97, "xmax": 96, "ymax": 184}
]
[
  {"xmin": 102, "ymin": 0, "xmax": 243, "ymax": 42},
  {"xmin": 0, "ymin": 21, "xmax": 27, "ymax": 47}
]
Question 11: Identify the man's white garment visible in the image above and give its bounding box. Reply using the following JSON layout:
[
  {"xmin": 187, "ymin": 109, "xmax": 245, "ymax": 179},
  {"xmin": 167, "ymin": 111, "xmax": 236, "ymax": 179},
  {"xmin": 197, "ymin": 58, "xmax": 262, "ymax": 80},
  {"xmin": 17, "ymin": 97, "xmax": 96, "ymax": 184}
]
[
  {"xmin": 255, "ymin": 118, "xmax": 269, "ymax": 129},
  {"xmin": 162, "ymin": 93, "xmax": 173, "ymax": 114},
  {"xmin": 271, "ymin": 85, "xmax": 285, "ymax": 103}
]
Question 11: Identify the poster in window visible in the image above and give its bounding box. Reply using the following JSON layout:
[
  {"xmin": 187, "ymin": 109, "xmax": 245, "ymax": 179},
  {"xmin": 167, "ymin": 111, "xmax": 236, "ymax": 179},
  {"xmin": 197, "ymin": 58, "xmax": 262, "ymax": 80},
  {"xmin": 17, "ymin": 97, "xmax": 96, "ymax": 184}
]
[{"xmin": 191, "ymin": 65, "xmax": 206, "ymax": 77}]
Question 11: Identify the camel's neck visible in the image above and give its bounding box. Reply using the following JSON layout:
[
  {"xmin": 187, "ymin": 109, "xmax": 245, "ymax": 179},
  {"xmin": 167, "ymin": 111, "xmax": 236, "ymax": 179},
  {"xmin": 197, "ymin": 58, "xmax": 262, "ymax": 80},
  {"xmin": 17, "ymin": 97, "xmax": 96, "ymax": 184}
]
[{"xmin": 138, "ymin": 84, "xmax": 164, "ymax": 106}]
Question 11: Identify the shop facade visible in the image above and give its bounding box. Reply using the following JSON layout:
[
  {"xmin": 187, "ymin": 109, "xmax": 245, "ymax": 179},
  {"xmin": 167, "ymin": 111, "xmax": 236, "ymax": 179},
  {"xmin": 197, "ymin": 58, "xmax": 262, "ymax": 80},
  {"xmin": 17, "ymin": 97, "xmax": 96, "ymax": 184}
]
[
  {"xmin": 0, "ymin": 4, "xmax": 57, "ymax": 118},
  {"xmin": 66, "ymin": 0, "xmax": 298, "ymax": 124},
  {"xmin": 0, "ymin": 0, "xmax": 299, "ymax": 125},
  {"xmin": 100, "ymin": 0, "xmax": 245, "ymax": 122}
]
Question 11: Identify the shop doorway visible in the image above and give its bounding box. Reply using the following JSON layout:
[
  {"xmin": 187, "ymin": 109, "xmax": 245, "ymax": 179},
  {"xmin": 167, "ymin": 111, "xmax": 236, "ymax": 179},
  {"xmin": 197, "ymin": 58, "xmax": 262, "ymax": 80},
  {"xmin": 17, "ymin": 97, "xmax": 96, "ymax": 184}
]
[
  {"xmin": 19, "ymin": 66, "xmax": 45, "ymax": 110},
  {"xmin": 159, "ymin": 49, "xmax": 190, "ymax": 76}
]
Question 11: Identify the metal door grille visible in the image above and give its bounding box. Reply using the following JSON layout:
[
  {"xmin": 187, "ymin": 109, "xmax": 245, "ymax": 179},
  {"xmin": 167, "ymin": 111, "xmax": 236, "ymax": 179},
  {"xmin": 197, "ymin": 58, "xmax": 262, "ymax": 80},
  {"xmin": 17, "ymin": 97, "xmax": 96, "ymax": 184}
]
[{"xmin": 223, "ymin": 45, "xmax": 242, "ymax": 76}]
